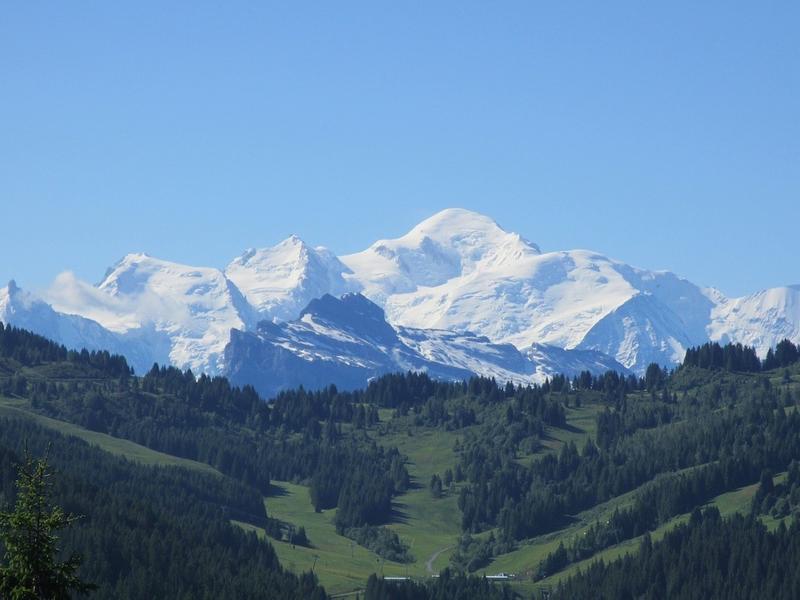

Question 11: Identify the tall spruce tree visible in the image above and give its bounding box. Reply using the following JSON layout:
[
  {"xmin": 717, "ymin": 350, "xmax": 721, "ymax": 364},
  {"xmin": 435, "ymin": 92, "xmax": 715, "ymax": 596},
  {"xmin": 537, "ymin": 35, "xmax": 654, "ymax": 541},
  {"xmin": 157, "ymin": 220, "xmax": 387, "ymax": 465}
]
[{"xmin": 0, "ymin": 452, "xmax": 93, "ymax": 599}]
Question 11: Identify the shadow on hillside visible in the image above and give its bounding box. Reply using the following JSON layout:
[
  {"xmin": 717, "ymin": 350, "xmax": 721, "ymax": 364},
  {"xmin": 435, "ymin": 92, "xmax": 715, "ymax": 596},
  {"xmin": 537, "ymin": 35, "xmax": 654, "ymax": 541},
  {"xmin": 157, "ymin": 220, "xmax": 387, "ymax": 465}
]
[
  {"xmin": 561, "ymin": 422, "xmax": 585, "ymax": 434},
  {"xmin": 406, "ymin": 476, "xmax": 424, "ymax": 491},
  {"xmin": 541, "ymin": 422, "xmax": 585, "ymax": 444},
  {"xmin": 553, "ymin": 514, "xmax": 580, "ymax": 530},
  {"xmin": 389, "ymin": 500, "xmax": 411, "ymax": 525},
  {"xmin": 267, "ymin": 483, "xmax": 290, "ymax": 498}
]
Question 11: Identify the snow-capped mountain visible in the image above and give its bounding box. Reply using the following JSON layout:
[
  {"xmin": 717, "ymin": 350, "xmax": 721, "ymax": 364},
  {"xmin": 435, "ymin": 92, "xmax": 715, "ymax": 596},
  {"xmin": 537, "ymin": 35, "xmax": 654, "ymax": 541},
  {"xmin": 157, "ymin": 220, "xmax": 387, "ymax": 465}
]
[
  {"xmin": 47, "ymin": 254, "xmax": 256, "ymax": 374},
  {"xmin": 233, "ymin": 208, "xmax": 794, "ymax": 374},
  {"xmin": 340, "ymin": 209, "xmax": 717, "ymax": 372},
  {"xmin": 397, "ymin": 329, "xmax": 627, "ymax": 389},
  {"xmin": 225, "ymin": 235, "xmax": 358, "ymax": 321},
  {"xmin": 5, "ymin": 208, "xmax": 799, "ymax": 384},
  {"xmin": 341, "ymin": 208, "xmax": 541, "ymax": 304},
  {"xmin": 708, "ymin": 285, "xmax": 800, "ymax": 357},
  {"xmin": 0, "ymin": 280, "xmax": 167, "ymax": 374},
  {"xmin": 223, "ymin": 293, "xmax": 629, "ymax": 398}
]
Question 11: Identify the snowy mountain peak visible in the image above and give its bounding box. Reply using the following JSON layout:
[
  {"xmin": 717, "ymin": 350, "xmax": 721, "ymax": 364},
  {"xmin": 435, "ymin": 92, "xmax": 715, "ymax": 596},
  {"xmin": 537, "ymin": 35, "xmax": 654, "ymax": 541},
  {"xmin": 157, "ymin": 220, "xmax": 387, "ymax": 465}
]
[
  {"xmin": 225, "ymin": 236, "xmax": 358, "ymax": 322},
  {"xmin": 0, "ymin": 280, "xmax": 170, "ymax": 374},
  {"xmin": 757, "ymin": 285, "xmax": 800, "ymax": 307},
  {"xmin": 1, "ymin": 280, "xmax": 48, "ymax": 319},
  {"xmin": 404, "ymin": 208, "xmax": 542, "ymax": 267},
  {"xmin": 77, "ymin": 253, "xmax": 256, "ymax": 373},
  {"xmin": 708, "ymin": 285, "xmax": 800, "ymax": 357},
  {"xmin": 230, "ymin": 235, "xmax": 314, "ymax": 270},
  {"xmin": 98, "ymin": 253, "xmax": 226, "ymax": 297},
  {"xmin": 407, "ymin": 208, "xmax": 535, "ymax": 245},
  {"xmin": 341, "ymin": 208, "xmax": 541, "ymax": 303},
  {"xmin": 1, "ymin": 282, "xmax": 23, "ymax": 315},
  {"xmin": 1, "ymin": 280, "xmax": 23, "ymax": 312}
]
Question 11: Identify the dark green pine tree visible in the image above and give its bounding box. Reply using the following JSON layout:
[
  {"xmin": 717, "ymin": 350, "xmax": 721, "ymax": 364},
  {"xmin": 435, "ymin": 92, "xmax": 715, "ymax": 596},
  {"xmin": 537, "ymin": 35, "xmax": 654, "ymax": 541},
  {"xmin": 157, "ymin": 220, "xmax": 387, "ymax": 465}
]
[
  {"xmin": 443, "ymin": 468, "xmax": 453, "ymax": 489},
  {"xmin": 430, "ymin": 474, "xmax": 443, "ymax": 498},
  {"xmin": 0, "ymin": 452, "xmax": 94, "ymax": 599}
]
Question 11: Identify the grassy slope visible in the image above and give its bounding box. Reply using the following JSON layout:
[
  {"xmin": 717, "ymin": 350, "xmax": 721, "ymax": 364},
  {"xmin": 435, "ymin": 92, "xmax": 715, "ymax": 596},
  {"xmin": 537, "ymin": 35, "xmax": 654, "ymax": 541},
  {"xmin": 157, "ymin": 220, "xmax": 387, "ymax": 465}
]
[
  {"xmin": 260, "ymin": 481, "xmax": 412, "ymax": 594},
  {"xmin": 261, "ymin": 427, "xmax": 468, "ymax": 594},
  {"xmin": 256, "ymin": 400, "xmax": 609, "ymax": 594},
  {"xmin": 378, "ymin": 426, "xmax": 466, "ymax": 573},
  {"xmin": 383, "ymin": 402, "xmax": 607, "ymax": 577},
  {"xmin": 521, "ymin": 472, "xmax": 791, "ymax": 596},
  {"xmin": 0, "ymin": 395, "xmax": 220, "ymax": 476},
  {"xmin": 488, "ymin": 461, "xmax": 711, "ymax": 575},
  {"xmin": 540, "ymin": 402, "xmax": 601, "ymax": 453}
]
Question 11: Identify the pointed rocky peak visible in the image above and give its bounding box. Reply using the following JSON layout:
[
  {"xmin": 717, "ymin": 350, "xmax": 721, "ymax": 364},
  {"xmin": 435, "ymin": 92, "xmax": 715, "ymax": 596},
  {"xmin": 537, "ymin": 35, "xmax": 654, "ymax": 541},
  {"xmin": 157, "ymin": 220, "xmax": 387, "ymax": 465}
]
[
  {"xmin": 225, "ymin": 236, "xmax": 357, "ymax": 320},
  {"xmin": 0, "ymin": 282, "xmax": 13, "ymax": 313},
  {"xmin": 0, "ymin": 279, "xmax": 37, "ymax": 313},
  {"xmin": 301, "ymin": 292, "xmax": 386, "ymax": 323},
  {"xmin": 229, "ymin": 235, "xmax": 310, "ymax": 269},
  {"xmin": 227, "ymin": 236, "xmax": 327, "ymax": 282},
  {"xmin": 299, "ymin": 293, "xmax": 397, "ymax": 343}
]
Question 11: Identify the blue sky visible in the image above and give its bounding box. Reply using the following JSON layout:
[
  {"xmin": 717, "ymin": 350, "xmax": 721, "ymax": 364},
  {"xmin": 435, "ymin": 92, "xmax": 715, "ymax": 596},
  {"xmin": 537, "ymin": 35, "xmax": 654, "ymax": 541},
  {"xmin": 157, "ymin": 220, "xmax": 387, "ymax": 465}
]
[{"xmin": 1, "ymin": 2, "xmax": 797, "ymax": 297}]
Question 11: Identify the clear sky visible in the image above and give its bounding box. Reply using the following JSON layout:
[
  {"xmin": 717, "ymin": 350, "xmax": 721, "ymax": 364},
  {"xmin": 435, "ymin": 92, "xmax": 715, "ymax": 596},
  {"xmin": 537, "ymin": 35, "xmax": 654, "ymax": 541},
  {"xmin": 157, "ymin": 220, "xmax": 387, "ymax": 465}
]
[{"xmin": 1, "ymin": 2, "xmax": 797, "ymax": 297}]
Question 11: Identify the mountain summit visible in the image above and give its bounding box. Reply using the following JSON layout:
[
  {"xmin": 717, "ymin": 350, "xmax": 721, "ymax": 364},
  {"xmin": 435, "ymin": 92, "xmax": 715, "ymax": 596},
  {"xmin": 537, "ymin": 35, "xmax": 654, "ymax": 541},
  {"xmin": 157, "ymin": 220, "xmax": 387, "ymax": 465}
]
[
  {"xmin": 225, "ymin": 235, "xmax": 357, "ymax": 321},
  {"xmin": 341, "ymin": 208, "xmax": 541, "ymax": 303},
  {"xmin": 338, "ymin": 209, "xmax": 716, "ymax": 371},
  {"xmin": 47, "ymin": 254, "xmax": 255, "ymax": 374}
]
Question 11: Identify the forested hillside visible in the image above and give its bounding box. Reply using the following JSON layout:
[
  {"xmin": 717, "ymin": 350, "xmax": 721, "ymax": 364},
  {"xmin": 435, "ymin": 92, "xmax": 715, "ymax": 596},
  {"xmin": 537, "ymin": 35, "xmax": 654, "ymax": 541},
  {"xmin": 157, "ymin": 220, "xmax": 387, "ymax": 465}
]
[
  {"xmin": 0, "ymin": 418, "xmax": 326, "ymax": 599},
  {"xmin": 1, "ymin": 322, "xmax": 799, "ymax": 598},
  {"xmin": 552, "ymin": 509, "xmax": 800, "ymax": 599}
]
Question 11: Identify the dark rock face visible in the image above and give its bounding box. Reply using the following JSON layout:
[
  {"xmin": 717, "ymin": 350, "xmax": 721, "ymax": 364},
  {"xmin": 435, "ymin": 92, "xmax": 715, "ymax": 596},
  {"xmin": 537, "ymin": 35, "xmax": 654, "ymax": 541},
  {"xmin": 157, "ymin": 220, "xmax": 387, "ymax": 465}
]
[
  {"xmin": 224, "ymin": 294, "xmax": 472, "ymax": 398},
  {"xmin": 223, "ymin": 293, "xmax": 629, "ymax": 400}
]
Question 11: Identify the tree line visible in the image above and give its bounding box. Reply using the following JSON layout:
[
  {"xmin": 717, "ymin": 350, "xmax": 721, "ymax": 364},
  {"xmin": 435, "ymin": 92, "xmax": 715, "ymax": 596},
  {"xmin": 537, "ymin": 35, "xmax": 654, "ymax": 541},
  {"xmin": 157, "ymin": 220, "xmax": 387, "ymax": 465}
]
[{"xmin": 682, "ymin": 339, "xmax": 799, "ymax": 372}]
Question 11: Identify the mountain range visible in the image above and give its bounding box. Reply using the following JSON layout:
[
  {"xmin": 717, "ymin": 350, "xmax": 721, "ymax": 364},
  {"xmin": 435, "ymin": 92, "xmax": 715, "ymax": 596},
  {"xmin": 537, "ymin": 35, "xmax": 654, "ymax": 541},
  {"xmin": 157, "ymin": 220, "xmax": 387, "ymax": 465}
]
[
  {"xmin": 2, "ymin": 208, "xmax": 798, "ymax": 395},
  {"xmin": 224, "ymin": 292, "xmax": 627, "ymax": 398}
]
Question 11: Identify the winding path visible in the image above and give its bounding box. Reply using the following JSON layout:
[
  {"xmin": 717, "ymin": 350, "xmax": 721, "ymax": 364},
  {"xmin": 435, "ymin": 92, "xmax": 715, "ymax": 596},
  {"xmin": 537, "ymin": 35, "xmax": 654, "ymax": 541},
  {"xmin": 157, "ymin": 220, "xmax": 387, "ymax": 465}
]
[{"xmin": 425, "ymin": 545, "xmax": 454, "ymax": 574}]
